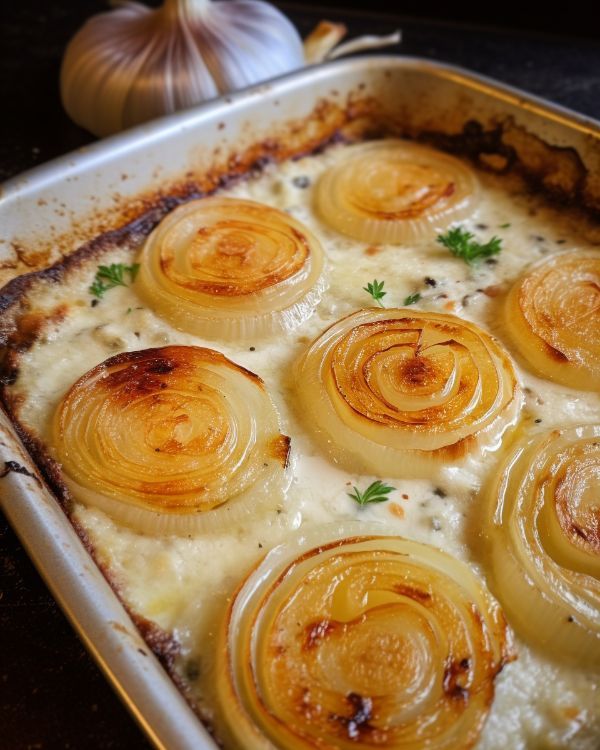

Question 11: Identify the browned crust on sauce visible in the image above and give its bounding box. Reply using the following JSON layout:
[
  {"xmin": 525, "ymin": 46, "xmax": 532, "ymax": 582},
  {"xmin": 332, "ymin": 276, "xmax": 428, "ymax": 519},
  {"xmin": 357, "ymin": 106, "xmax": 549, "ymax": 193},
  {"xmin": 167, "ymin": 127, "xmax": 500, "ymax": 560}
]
[{"xmin": 419, "ymin": 117, "xmax": 600, "ymax": 219}]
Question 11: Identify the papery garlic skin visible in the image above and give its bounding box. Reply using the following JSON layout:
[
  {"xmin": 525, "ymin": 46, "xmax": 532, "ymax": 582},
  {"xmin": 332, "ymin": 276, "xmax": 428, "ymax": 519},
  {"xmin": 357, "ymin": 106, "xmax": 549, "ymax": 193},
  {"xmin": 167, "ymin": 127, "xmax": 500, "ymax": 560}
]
[
  {"xmin": 60, "ymin": 0, "xmax": 305, "ymax": 137},
  {"xmin": 485, "ymin": 425, "xmax": 600, "ymax": 666},
  {"xmin": 217, "ymin": 528, "xmax": 514, "ymax": 750}
]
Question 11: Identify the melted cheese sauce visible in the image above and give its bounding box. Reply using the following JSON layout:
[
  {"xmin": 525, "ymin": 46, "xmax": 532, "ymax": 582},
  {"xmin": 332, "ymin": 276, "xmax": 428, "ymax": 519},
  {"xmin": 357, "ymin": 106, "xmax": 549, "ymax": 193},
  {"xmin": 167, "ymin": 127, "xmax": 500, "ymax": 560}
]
[{"xmin": 12, "ymin": 142, "xmax": 600, "ymax": 748}]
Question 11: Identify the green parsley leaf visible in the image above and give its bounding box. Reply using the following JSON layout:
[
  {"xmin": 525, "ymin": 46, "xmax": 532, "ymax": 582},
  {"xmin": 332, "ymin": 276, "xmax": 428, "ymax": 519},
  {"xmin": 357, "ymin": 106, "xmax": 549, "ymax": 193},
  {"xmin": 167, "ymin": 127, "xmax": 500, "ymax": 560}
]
[
  {"xmin": 499, "ymin": 222, "xmax": 511, "ymax": 228},
  {"xmin": 90, "ymin": 262, "xmax": 141, "ymax": 299},
  {"xmin": 403, "ymin": 292, "xmax": 421, "ymax": 306},
  {"xmin": 348, "ymin": 479, "xmax": 396, "ymax": 506},
  {"xmin": 363, "ymin": 279, "xmax": 387, "ymax": 307},
  {"xmin": 437, "ymin": 227, "xmax": 502, "ymax": 265}
]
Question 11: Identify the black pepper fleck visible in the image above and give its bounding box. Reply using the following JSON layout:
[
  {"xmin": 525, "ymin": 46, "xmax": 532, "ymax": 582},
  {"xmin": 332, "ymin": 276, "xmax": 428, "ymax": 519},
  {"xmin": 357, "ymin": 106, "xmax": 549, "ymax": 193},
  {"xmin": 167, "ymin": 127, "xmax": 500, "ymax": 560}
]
[
  {"xmin": 249, "ymin": 346, "xmax": 255, "ymax": 351},
  {"xmin": 424, "ymin": 277, "xmax": 437, "ymax": 287},
  {"xmin": 433, "ymin": 487, "xmax": 447, "ymax": 498},
  {"xmin": 535, "ymin": 418, "xmax": 542, "ymax": 423},
  {"xmin": 292, "ymin": 175, "xmax": 310, "ymax": 189},
  {"xmin": 91, "ymin": 299, "xmax": 99, "ymax": 307}
]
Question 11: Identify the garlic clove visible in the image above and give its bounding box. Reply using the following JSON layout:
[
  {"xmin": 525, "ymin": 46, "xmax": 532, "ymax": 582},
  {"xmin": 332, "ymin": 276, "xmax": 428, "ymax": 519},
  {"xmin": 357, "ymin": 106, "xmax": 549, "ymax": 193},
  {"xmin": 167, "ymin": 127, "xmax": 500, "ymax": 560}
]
[{"xmin": 61, "ymin": 0, "xmax": 304, "ymax": 137}]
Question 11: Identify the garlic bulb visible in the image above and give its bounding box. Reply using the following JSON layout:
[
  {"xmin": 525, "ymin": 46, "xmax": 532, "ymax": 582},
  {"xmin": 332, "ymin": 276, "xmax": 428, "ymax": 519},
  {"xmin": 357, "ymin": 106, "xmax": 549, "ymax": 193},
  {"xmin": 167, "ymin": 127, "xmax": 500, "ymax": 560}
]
[
  {"xmin": 61, "ymin": 0, "xmax": 305, "ymax": 137},
  {"xmin": 61, "ymin": 2, "xmax": 401, "ymax": 138}
]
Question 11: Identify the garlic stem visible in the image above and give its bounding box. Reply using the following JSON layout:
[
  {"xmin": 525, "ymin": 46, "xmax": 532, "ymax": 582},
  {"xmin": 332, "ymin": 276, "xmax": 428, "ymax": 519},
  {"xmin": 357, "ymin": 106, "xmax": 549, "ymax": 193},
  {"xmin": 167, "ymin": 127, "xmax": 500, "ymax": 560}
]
[
  {"xmin": 326, "ymin": 30, "xmax": 402, "ymax": 60},
  {"xmin": 164, "ymin": 0, "xmax": 210, "ymax": 18}
]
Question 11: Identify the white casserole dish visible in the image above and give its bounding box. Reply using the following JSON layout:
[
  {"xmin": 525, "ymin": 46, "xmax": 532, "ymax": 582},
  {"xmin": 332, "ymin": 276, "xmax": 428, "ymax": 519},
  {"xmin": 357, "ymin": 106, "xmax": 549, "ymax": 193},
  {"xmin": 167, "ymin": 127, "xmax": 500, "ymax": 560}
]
[{"xmin": 1, "ymin": 55, "xmax": 599, "ymax": 749}]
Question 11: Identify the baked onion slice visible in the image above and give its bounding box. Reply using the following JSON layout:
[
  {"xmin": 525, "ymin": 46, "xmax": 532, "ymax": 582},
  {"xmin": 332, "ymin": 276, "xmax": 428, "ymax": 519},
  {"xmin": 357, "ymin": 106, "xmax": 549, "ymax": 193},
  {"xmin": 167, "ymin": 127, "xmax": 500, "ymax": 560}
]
[
  {"xmin": 485, "ymin": 424, "xmax": 600, "ymax": 665},
  {"xmin": 217, "ymin": 530, "xmax": 514, "ymax": 750},
  {"xmin": 314, "ymin": 139, "xmax": 480, "ymax": 244},
  {"xmin": 53, "ymin": 346, "xmax": 290, "ymax": 535},
  {"xmin": 295, "ymin": 309, "xmax": 522, "ymax": 478},
  {"xmin": 136, "ymin": 197, "xmax": 325, "ymax": 340},
  {"xmin": 505, "ymin": 251, "xmax": 600, "ymax": 390}
]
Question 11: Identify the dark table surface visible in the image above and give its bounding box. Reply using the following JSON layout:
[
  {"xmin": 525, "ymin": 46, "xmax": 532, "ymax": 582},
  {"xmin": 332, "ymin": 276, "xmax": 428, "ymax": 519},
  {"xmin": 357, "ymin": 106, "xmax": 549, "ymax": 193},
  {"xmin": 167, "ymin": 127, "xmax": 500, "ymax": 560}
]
[{"xmin": 1, "ymin": 3, "xmax": 599, "ymax": 749}]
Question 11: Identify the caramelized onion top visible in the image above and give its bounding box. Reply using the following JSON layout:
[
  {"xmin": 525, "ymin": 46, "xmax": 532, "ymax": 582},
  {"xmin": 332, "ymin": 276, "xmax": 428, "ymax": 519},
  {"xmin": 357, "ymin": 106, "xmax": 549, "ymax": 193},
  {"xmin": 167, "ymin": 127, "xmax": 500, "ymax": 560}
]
[
  {"xmin": 505, "ymin": 251, "xmax": 600, "ymax": 390},
  {"xmin": 53, "ymin": 346, "xmax": 289, "ymax": 534},
  {"xmin": 485, "ymin": 424, "xmax": 600, "ymax": 665},
  {"xmin": 218, "ymin": 531, "xmax": 513, "ymax": 750},
  {"xmin": 295, "ymin": 309, "xmax": 522, "ymax": 478},
  {"xmin": 314, "ymin": 140, "xmax": 480, "ymax": 244},
  {"xmin": 136, "ymin": 197, "xmax": 325, "ymax": 340}
]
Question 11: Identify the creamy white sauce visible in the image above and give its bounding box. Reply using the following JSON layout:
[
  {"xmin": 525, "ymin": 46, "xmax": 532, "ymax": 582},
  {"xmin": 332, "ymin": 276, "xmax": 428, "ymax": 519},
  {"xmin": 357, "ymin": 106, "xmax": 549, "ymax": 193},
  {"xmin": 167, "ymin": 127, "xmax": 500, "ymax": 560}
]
[{"xmin": 13, "ymin": 142, "xmax": 600, "ymax": 748}]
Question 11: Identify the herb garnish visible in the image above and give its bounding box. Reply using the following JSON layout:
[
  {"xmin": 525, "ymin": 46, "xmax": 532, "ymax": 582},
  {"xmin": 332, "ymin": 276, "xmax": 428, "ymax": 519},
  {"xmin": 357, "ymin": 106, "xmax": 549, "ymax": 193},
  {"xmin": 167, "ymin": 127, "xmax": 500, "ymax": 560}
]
[
  {"xmin": 437, "ymin": 227, "xmax": 502, "ymax": 265},
  {"xmin": 348, "ymin": 480, "xmax": 395, "ymax": 506},
  {"xmin": 403, "ymin": 292, "xmax": 421, "ymax": 306},
  {"xmin": 90, "ymin": 263, "xmax": 140, "ymax": 299},
  {"xmin": 363, "ymin": 279, "xmax": 387, "ymax": 307}
]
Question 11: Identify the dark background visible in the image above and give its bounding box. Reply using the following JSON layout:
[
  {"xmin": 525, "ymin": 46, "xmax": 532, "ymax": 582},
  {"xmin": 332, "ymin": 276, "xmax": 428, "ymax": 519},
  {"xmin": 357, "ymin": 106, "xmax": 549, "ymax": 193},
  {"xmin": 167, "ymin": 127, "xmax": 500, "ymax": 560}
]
[{"xmin": 1, "ymin": 2, "xmax": 599, "ymax": 749}]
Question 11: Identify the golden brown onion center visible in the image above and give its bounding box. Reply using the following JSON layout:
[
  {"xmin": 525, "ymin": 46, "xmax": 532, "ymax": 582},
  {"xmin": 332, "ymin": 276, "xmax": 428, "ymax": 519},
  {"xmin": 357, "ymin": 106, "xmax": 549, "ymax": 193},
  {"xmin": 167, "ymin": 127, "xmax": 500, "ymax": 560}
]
[
  {"xmin": 53, "ymin": 346, "xmax": 288, "ymax": 515},
  {"xmin": 486, "ymin": 425, "xmax": 600, "ymax": 664},
  {"xmin": 136, "ymin": 196, "xmax": 325, "ymax": 340},
  {"xmin": 223, "ymin": 535, "xmax": 512, "ymax": 750},
  {"xmin": 547, "ymin": 440, "xmax": 600, "ymax": 559},
  {"xmin": 516, "ymin": 253, "xmax": 600, "ymax": 366},
  {"xmin": 330, "ymin": 318, "xmax": 500, "ymax": 433},
  {"xmin": 348, "ymin": 161, "xmax": 456, "ymax": 219},
  {"xmin": 314, "ymin": 140, "xmax": 480, "ymax": 244},
  {"xmin": 159, "ymin": 212, "xmax": 309, "ymax": 296}
]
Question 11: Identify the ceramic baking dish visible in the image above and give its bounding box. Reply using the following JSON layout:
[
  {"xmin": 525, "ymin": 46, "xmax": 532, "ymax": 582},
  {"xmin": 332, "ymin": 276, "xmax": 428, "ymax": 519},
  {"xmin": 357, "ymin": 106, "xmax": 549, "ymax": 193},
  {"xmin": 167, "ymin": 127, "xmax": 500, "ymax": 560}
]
[{"xmin": 1, "ymin": 55, "xmax": 599, "ymax": 750}]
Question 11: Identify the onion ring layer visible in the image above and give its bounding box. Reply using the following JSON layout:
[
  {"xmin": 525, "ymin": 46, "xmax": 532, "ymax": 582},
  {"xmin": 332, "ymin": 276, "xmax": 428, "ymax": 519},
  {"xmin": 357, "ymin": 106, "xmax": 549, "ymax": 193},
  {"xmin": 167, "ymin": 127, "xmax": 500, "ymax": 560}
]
[
  {"xmin": 53, "ymin": 346, "xmax": 290, "ymax": 534},
  {"xmin": 218, "ymin": 531, "xmax": 513, "ymax": 750},
  {"xmin": 136, "ymin": 197, "xmax": 325, "ymax": 340},
  {"xmin": 295, "ymin": 309, "xmax": 522, "ymax": 478},
  {"xmin": 314, "ymin": 139, "xmax": 480, "ymax": 244},
  {"xmin": 505, "ymin": 251, "xmax": 600, "ymax": 390},
  {"xmin": 485, "ymin": 424, "xmax": 600, "ymax": 665}
]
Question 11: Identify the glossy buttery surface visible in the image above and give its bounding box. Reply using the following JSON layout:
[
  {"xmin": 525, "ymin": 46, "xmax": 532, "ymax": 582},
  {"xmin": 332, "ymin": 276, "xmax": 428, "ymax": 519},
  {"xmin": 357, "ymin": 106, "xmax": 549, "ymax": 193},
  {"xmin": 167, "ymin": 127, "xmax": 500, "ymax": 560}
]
[{"xmin": 13, "ymin": 142, "xmax": 600, "ymax": 748}]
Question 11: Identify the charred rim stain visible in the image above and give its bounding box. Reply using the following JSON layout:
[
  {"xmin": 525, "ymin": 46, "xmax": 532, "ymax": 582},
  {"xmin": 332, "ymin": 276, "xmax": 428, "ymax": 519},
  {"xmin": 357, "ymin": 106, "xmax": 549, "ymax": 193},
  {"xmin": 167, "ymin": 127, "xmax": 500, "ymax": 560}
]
[{"xmin": 0, "ymin": 460, "xmax": 41, "ymax": 486}]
